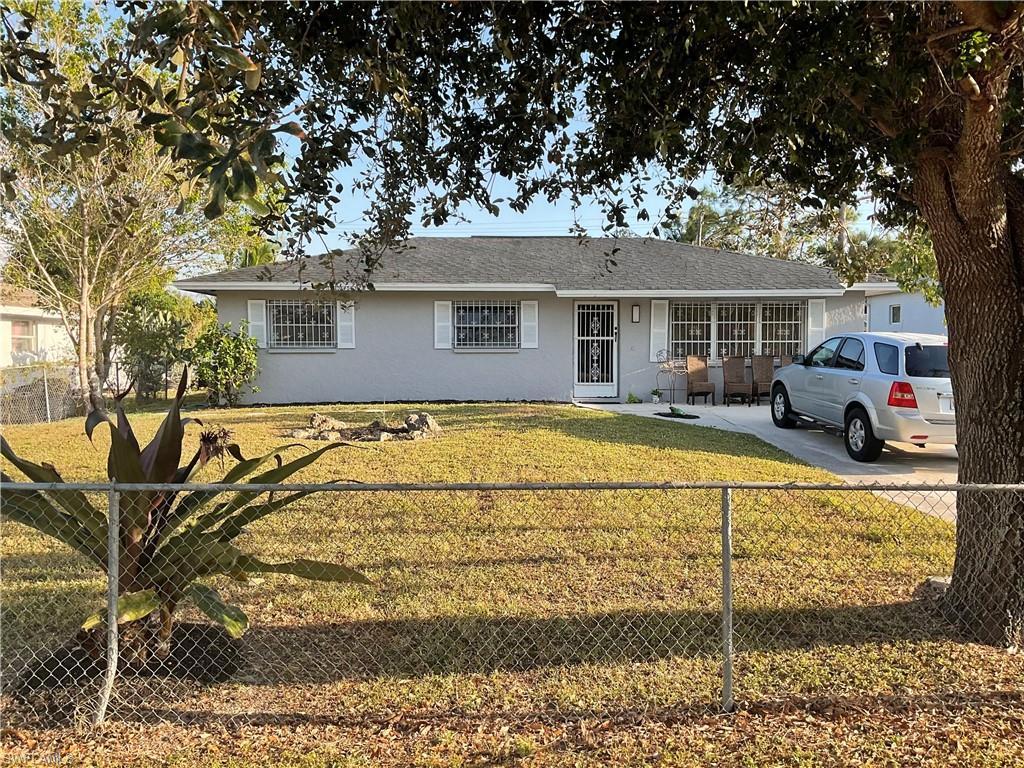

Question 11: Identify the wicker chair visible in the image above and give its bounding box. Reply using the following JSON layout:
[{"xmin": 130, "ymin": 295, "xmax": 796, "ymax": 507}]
[
  {"xmin": 779, "ymin": 354, "xmax": 793, "ymax": 368},
  {"xmin": 723, "ymin": 356, "xmax": 754, "ymax": 406},
  {"xmin": 686, "ymin": 355, "xmax": 716, "ymax": 405},
  {"xmin": 751, "ymin": 354, "xmax": 775, "ymax": 406}
]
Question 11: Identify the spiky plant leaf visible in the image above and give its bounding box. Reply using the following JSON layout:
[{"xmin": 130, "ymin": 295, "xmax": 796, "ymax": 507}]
[
  {"xmin": 189, "ymin": 583, "xmax": 248, "ymax": 638},
  {"xmin": 81, "ymin": 589, "xmax": 160, "ymax": 630}
]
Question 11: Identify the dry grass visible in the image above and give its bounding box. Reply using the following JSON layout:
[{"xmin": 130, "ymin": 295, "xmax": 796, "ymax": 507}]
[{"xmin": 2, "ymin": 403, "xmax": 1021, "ymax": 767}]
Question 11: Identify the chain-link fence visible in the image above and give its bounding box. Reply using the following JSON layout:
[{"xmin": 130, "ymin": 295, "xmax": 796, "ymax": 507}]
[
  {"xmin": 0, "ymin": 364, "xmax": 79, "ymax": 425},
  {"xmin": 1, "ymin": 480, "xmax": 1021, "ymax": 732}
]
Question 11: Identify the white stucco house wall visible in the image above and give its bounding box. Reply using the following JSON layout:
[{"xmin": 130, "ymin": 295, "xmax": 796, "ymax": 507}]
[
  {"xmin": 0, "ymin": 285, "xmax": 75, "ymax": 367},
  {"xmin": 854, "ymin": 281, "xmax": 947, "ymax": 336},
  {"xmin": 175, "ymin": 237, "xmax": 878, "ymax": 404}
]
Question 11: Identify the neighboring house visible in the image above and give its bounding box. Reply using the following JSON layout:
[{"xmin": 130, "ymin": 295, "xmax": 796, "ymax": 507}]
[
  {"xmin": 174, "ymin": 237, "xmax": 876, "ymax": 404},
  {"xmin": 853, "ymin": 281, "xmax": 948, "ymax": 336},
  {"xmin": 0, "ymin": 285, "xmax": 74, "ymax": 367}
]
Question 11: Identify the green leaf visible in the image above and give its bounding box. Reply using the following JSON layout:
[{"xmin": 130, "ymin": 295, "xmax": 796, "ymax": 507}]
[
  {"xmin": 189, "ymin": 583, "xmax": 248, "ymax": 638},
  {"xmin": 81, "ymin": 590, "xmax": 160, "ymax": 630},
  {"xmin": 276, "ymin": 121, "xmax": 306, "ymax": 139},
  {"xmin": 0, "ymin": 475, "xmax": 106, "ymax": 565},
  {"xmin": 244, "ymin": 63, "xmax": 261, "ymax": 91},
  {"xmin": 211, "ymin": 44, "xmax": 257, "ymax": 71},
  {"xmin": 1, "ymin": 437, "xmax": 106, "ymax": 541}
]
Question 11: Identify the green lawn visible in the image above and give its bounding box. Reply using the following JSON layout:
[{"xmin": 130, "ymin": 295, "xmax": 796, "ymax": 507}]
[{"xmin": 2, "ymin": 403, "xmax": 1021, "ymax": 767}]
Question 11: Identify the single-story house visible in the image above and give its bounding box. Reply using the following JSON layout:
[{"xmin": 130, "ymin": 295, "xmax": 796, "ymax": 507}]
[
  {"xmin": 175, "ymin": 237, "xmax": 879, "ymax": 404},
  {"xmin": 853, "ymin": 281, "xmax": 947, "ymax": 336},
  {"xmin": 0, "ymin": 285, "xmax": 74, "ymax": 368}
]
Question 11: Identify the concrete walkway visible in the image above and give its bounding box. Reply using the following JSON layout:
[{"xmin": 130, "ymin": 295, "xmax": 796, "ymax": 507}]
[{"xmin": 579, "ymin": 401, "xmax": 959, "ymax": 520}]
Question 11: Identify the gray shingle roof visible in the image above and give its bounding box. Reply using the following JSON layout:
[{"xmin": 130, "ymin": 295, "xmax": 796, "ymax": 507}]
[{"xmin": 176, "ymin": 237, "xmax": 843, "ymax": 292}]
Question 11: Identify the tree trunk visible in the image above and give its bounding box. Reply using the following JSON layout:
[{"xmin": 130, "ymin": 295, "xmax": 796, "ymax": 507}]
[
  {"xmin": 76, "ymin": 296, "xmax": 93, "ymax": 412},
  {"xmin": 915, "ymin": 157, "xmax": 1024, "ymax": 647}
]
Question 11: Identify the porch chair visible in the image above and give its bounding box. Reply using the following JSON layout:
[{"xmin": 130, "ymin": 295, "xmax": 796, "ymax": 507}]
[
  {"xmin": 779, "ymin": 354, "xmax": 793, "ymax": 368},
  {"xmin": 723, "ymin": 355, "xmax": 754, "ymax": 406},
  {"xmin": 751, "ymin": 354, "xmax": 775, "ymax": 406},
  {"xmin": 685, "ymin": 355, "xmax": 716, "ymax": 405}
]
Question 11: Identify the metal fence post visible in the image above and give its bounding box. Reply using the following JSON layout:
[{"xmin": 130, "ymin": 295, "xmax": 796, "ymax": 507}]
[
  {"xmin": 94, "ymin": 486, "xmax": 120, "ymax": 725},
  {"xmin": 42, "ymin": 367, "xmax": 51, "ymax": 423},
  {"xmin": 720, "ymin": 486, "xmax": 735, "ymax": 714}
]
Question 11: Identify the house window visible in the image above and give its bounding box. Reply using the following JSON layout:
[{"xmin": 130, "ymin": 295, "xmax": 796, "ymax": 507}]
[
  {"xmin": 716, "ymin": 302, "xmax": 756, "ymax": 358},
  {"xmin": 889, "ymin": 304, "xmax": 902, "ymax": 325},
  {"xmin": 268, "ymin": 300, "xmax": 335, "ymax": 348},
  {"xmin": 761, "ymin": 302, "xmax": 805, "ymax": 358},
  {"xmin": 11, "ymin": 320, "xmax": 36, "ymax": 354},
  {"xmin": 453, "ymin": 300, "xmax": 519, "ymax": 349},
  {"xmin": 669, "ymin": 302, "xmax": 712, "ymax": 358}
]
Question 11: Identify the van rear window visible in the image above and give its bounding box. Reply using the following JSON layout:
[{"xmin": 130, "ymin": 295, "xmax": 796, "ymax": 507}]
[
  {"xmin": 873, "ymin": 343, "xmax": 899, "ymax": 375},
  {"xmin": 904, "ymin": 345, "xmax": 950, "ymax": 378}
]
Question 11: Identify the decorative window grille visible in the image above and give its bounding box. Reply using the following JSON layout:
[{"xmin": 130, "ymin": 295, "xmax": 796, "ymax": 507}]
[
  {"xmin": 716, "ymin": 302, "xmax": 757, "ymax": 358},
  {"xmin": 268, "ymin": 300, "xmax": 336, "ymax": 348},
  {"xmin": 761, "ymin": 302, "xmax": 806, "ymax": 357},
  {"xmin": 669, "ymin": 302, "xmax": 712, "ymax": 358},
  {"xmin": 10, "ymin": 320, "xmax": 36, "ymax": 354},
  {"xmin": 453, "ymin": 300, "xmax": 520, "ymax": 349}
]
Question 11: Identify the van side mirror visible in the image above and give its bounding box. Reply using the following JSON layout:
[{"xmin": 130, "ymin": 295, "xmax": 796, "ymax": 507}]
[{"xmin": 792, "ymin": 354, "xmax": 806, "ymax": 365}]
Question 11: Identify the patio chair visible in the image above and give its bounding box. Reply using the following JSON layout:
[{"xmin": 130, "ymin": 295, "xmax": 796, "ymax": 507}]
[
  {"xmin": 779, "ymin": 354, "xmax": 793, "ymax": 368},
  {"xmin": 685, "ymin": 355, "xmax": 716, "ymax": 405},
  {"xmin": 723, "ymin": 355, "xmax": 754, "ymax": 406},
  {"xmin": 751, "ymin": 354, "xmax": 774, "ymax": 406}
]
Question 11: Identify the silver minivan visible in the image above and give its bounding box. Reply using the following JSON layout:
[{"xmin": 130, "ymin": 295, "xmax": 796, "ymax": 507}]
[{"xmin": 770, "ymin": 332, "xmax": 957, "ymax": 461}]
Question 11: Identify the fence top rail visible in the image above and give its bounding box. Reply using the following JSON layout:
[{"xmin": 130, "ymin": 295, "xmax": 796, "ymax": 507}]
[{"xmin": 2, "ymin": 480, "xmax": 1024, "ymax": 493}]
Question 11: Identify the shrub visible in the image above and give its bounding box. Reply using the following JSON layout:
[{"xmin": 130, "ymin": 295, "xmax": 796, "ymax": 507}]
[
  {"xmin": 1, "ymin": 369, "xmax": 366, "ymax": 666},
  {"xmin": 189, "ymin": 322, "xmax": 260, "ymax": 406},
  {"xmin": 115, "ymin": 291, "xmax": 215, "ymax": 399}
]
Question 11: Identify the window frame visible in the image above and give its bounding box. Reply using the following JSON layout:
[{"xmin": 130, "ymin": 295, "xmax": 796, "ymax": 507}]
[
  {"xmin": 267, "ymin": 299, "xmax": 337, "ymax": 349},
  {"xmin": 10, "ymin": 319, "xmax": 37, "ymax": 354},
  {"xmin": 873, "ymin": 342, "xmax": 901, "ymax": 375},
  {"xmin": 452, "ymin": 299, "xmax": 521, "ymax": 350},
  {"xmin": 834, "ymin": 337, "xmax": 865, "ymax": 371},
  {"xmin": 668, "ymin": 299, "xmax": 807, "ymax": 362},
  {"xmin": 668, "ymin": 301, "xmax": 712, "ymax": 359},
  {"xmin": 889, "ymin": 304, "xmax": 902, "ymax": 325},
  {"xmin": 807, "ymin": 337, "xmax": 843, "ymax": 368}
]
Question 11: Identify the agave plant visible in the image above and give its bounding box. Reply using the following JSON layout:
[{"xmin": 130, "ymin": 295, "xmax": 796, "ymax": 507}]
[{"xmin": 1, "ymin": 369, "xmax": 367, "ymax": 666}]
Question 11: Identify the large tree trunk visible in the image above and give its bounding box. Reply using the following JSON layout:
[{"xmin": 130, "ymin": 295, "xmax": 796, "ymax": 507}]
[{"xmin": 915, "ymin": 155, "xmax": 1024, "ymax": 647}]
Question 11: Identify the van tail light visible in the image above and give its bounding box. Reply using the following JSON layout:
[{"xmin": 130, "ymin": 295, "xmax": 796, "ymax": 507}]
[{"xmin": 887, "ymin": 381, "xmax": 918, "ymax": 409}]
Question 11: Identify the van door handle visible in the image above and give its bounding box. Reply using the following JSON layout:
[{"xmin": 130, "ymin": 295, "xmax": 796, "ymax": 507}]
[
  {"xmin": 848, "ymin": 378, "xmax": 860, "ymax": 385},
  {"xmin": 814, "ymin": 374, "xmax": 824, "ymax": 380}
]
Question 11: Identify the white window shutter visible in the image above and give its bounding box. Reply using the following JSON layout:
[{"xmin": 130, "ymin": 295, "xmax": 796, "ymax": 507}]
[
  {"xmin": 336, "ymin": 301, "xmax": 355, "ymax": 348},
  {"xmin": 649, "ymin": 300, "xmax": 668, "ymax": 362},
  {"xmin": 247, "ymin": 299, "xmax": 267, "ymax": 349},
  {"xmin": 806, "ymin": 299, "xmax": 826, "ymax": 350},
  {"xmin": 520, "ymin": 300, "xmax": 539, "ymax": 348},
  {"xmin": 434, "ymin": 301, "xmax": 452, "ymax": 349}
]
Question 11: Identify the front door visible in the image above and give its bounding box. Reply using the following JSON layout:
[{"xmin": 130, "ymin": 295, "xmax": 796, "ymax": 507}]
[{"xmin": 574, "ymin": 301, "xmax": 618, "ymax": 398}]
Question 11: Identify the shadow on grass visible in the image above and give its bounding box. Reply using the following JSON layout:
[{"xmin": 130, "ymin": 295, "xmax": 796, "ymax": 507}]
[
  {"xmin": 121, "ymin": 687, "xmax": 1024, "ymax": 729},
  {"xmin": 6, "ymin": 600, "xmax": 991, "ymax": 729},
  {"xmin": 223, "ymin": 600, "xmax": 960, "ymax": 684}
]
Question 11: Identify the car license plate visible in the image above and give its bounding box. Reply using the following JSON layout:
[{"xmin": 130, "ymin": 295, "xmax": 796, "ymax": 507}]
[{"xmin": 939, "ymin": 396, "xmax": 955, "ymax": 414}]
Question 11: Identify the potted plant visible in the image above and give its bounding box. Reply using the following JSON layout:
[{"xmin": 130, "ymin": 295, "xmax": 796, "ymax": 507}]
[{"xmin": 651, "ymin": 388, "xmax": 663, "ymax": 404}]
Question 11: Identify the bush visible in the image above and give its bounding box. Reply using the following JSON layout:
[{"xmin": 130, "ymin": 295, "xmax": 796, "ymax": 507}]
[
  {"xmin": 115, "ymin": 291, "xmax": 215, "ymax": 399},
  {"xmin": 189, "ymin": 322, "xmax": 260, "ymax": 406}
]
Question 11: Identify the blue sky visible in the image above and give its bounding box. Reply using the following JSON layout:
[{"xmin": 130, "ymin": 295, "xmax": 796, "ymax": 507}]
[{"xmin": 313, "ymin": 171, "xmax": 880, "ymax": 252}]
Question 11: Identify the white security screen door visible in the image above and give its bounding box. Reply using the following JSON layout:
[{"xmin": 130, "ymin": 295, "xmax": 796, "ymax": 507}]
[{"xmin": 574, "ymin": 301, "xmax": 619, "ymax": 398}]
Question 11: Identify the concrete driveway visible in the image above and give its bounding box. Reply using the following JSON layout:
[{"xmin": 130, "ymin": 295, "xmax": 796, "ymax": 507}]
[{"xmin": 581, "ymin": 401, "xmax": 959, "ymax": 520}]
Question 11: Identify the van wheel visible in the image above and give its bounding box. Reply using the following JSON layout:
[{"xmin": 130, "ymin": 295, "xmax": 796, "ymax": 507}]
[
  {"xmin": 845, "ymin": 407, "xmax": 884, "ymax": 462},
  {"xmin": 771, "ymin": 386, "xmax": 796, "ymax": 429}
]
